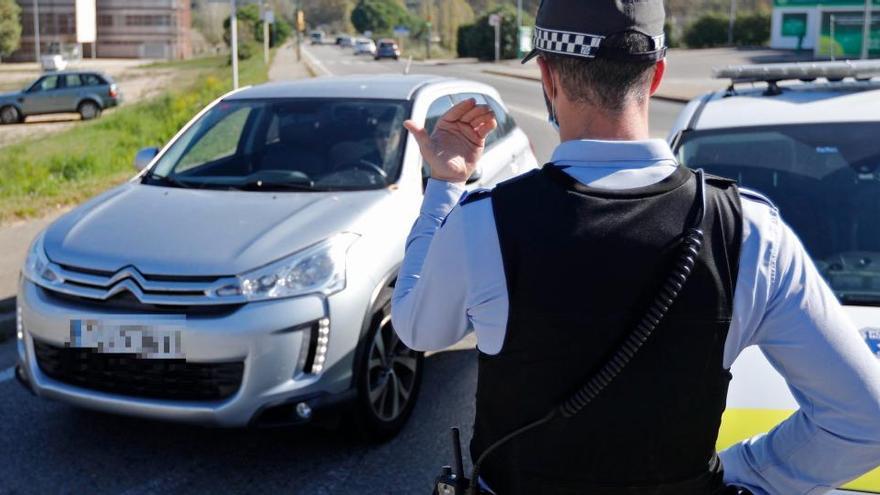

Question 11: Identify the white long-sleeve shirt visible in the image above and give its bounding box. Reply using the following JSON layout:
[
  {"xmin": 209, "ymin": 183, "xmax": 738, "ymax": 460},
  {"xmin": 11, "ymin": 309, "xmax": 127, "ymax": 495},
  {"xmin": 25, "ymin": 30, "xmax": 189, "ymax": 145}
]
[{"xmin": 391, "ymin": 139, "xmax": 880, "ymax": 495}]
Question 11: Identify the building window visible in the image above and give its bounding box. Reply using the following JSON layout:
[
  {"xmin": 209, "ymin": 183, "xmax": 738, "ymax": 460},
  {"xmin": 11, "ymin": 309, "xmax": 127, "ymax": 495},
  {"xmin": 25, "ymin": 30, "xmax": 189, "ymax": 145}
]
[
  {"xmin": 98, "ymin": 15, "xmax": 114, "ymax": 27},
  {"xmin": 125, "ymin": 15, "xmax": 172, "ymax": 27}
]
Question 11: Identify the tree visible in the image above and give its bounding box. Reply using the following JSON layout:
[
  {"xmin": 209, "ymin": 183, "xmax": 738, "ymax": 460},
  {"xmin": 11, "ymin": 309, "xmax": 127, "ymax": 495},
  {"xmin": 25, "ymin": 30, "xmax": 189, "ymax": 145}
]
[
  {"xmin": 304, "ymin": 0, "xmax": 354, "ymax": 32},
  {"xmin": 351, "ymin": 0, "xmax": 412, "ymax": 35},
  {"xmin": 223, "ymin": 5, "xmax": 260, "ymax": 61},
  {"xmin": 422, "ymin": 0, "xmax": 475, "ymax": 51},
  {"xmin": 457, "ymin": 4, "xmax": 534, "ymax": 60},
  {"xmin": 0, "ymin": 0, "xmax": 22, "ymax": 60}
]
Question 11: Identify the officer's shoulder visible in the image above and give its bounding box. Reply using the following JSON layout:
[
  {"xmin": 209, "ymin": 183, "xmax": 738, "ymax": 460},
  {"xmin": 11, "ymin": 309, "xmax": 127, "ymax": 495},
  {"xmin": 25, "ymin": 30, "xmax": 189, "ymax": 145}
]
[
  {"xmin": 737, "ymin": 187, "xmax": 777, "ymax": 210},
  {"xmin": 460, "ymin": 188, "xmax": 492, "ymax": 206},
  {"xmin": 459, "ymin": 169, "xmax": 542, "ymax": 206}
]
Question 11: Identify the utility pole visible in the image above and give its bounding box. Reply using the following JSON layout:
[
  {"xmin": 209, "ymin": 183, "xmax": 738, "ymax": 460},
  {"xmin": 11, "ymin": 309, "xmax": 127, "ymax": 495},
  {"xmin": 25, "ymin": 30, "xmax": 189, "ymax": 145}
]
[
  {"xmin": 32, "ymin": 0, "xmax": 41, "ymax": 62},
  {"xmin": 728, "ymin": 0, "xmax": 737, "ymax": 45},
  {"xmin": 517, "ymin": 0, "xmax": 522, "ymax": 32},
  {"xmin": 861, "ymin": 0, "xmax": 872, "ymax": 59},
  {"xmin": 259, "ymin": 0, "xmax": 269, "ymax": 64},
  {"xmin": 230, "ymin": 0, "xmax": 239, "ymax": 89},
  {"xmin": 830, "ymin": 14, "xmax": 837, "ymax": 60}
]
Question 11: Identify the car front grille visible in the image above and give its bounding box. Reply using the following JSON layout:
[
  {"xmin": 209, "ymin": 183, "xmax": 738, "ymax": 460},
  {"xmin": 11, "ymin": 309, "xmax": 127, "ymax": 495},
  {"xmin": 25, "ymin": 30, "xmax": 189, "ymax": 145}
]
[
  {"xmin": 34, "ymin": 340, "xmax": 244, "ymax": 401},
  {"xmin": 40, "ymin": 263, "xmax": 245, "ymax": 307}
]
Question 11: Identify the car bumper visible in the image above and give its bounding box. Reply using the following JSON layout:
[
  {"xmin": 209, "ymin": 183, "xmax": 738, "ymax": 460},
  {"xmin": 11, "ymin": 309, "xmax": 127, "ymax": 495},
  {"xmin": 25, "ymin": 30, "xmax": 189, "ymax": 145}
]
[{"xmin": 16, "ymin": 278, "xmax": 353, "ymax": 427}]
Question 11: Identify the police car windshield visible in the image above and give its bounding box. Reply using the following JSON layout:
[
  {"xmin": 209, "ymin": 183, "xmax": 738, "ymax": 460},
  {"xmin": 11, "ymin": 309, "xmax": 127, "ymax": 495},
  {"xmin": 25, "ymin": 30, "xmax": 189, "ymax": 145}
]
[
  {"xmin": 678, "ymin": 122, "xmax": 880, "ymax": 306},
  {"xmin": 146, "ymin": 98, "xmax": 409, "ymax": 191}
]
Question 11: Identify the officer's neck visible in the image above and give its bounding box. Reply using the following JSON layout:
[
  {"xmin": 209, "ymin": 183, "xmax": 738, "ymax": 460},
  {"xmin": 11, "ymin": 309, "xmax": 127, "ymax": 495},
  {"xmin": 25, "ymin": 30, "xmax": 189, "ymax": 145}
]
[{"xmin": 557, "ymin": 100, "xmax": 650, "ymax": 143}]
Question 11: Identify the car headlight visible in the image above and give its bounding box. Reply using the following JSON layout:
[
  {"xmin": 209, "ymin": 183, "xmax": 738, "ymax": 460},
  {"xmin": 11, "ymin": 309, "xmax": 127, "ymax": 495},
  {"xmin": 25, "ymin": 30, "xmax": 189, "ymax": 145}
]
[
  {"xmin": 22, "ymin": 232, "xmax": 64, "ymax": 287},
  {"xmin": 217, "ymin": 233, "xmax": 359, "ymax": 302}
]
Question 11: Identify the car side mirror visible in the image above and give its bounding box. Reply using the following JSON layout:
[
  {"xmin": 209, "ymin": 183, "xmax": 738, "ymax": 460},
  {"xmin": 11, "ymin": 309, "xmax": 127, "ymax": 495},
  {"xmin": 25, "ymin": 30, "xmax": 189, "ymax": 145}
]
[
  {"xmin": 466, "ymin": 167, "xmax": 483, "ymax": 185},
  {"xmin": 134, "ymin": 147, "xmax": 159, "ymax": 171}
]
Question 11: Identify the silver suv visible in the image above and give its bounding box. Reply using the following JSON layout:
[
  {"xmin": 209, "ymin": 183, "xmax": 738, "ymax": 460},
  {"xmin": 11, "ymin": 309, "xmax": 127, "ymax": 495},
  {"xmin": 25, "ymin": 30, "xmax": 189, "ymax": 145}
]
[{"xmin": 15, "ymin": 75, "xmax": 538, "ymax": 438}]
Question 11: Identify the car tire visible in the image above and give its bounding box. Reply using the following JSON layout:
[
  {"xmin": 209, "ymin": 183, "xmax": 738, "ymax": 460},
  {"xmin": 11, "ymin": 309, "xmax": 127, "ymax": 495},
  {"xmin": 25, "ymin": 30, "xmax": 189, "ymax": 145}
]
[
  {"xmin": 0, "ymin": 105, "xmax": 21, "ymax": 125},
  {"xmin": 78, "ymin": 100, "xmax": 101, "ymax": 121},
  {"xmin": 349, "ymin": 293, "xmax": 424, "ymax": 442}
]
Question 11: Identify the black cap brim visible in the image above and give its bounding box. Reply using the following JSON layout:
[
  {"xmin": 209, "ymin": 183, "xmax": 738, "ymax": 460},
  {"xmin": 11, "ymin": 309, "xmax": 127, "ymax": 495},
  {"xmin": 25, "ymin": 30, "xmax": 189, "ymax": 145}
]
[{"xmin": 521, "ymin": 48, "xmax": 540, "ymax": 64}]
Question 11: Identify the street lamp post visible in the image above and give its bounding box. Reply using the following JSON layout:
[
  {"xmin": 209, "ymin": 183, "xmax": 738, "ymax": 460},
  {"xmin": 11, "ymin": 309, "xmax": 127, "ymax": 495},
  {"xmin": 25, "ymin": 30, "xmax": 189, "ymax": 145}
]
[
  {"xmin": 230, "ymin": 0, "xmax": 239, "ymax": 89},
  {"xmin": 728, "ymin": 0, "xmax": 737, "ymax": 45},
  {"xmin": 861, "ymin": 0, "xmax": 872, "ymax": 59},
  {"xmin": 32, "ymin": 0, "xmax": 41, "ymax": 62}
]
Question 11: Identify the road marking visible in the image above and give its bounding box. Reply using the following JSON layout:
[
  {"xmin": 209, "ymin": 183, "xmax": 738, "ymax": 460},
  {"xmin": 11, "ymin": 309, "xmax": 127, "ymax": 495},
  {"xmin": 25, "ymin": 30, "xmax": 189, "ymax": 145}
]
[
  {"xmin": 301, "ymin": 46, "xmax": 333, "ymax": 77},
  {"xmin": 505, "ymin": 103, "xmax": 551, "ymax": 122},
  {"xmin": 0, "ymin": 366, "xmax": 15, "ymax": 383}
]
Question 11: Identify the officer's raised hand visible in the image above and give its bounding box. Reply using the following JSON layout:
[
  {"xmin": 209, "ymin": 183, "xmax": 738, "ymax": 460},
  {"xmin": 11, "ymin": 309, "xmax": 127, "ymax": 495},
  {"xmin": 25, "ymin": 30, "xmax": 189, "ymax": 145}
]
[{"xmin": 404, "ymin": 98, "xmax": 497, "ymax": 183}]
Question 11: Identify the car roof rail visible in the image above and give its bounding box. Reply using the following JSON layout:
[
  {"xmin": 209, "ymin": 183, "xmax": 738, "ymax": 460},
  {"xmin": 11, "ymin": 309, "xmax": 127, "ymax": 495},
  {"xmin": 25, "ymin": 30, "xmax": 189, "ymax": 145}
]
[{"xmin": 714, "ymin": 60, "xmax": 880, "ymax": 96}]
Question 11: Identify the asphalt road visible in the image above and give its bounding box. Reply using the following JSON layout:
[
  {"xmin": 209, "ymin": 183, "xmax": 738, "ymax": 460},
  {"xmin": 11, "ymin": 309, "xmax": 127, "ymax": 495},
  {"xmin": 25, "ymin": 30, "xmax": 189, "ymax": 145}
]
[{"xmin": 0, "ymin": 45, "xmax": 685, "ymax": 495}]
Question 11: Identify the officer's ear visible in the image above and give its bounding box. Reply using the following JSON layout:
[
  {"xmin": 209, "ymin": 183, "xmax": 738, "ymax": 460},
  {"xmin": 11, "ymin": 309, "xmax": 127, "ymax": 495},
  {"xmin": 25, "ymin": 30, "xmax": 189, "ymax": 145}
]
[
  {"xmin": 536, "ymin": 56, "xmax": 557, "ymax": 101},
  {"xmin": 648, "ymin": 58, "xmax": 666, "ymax": 97}
]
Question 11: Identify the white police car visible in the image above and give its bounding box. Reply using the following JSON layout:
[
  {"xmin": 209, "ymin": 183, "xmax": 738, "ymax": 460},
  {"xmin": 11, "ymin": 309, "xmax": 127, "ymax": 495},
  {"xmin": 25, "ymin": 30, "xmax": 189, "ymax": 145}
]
[{"xmin": 669, "ymin": 61, "xmax": 880, "ymax": 494}]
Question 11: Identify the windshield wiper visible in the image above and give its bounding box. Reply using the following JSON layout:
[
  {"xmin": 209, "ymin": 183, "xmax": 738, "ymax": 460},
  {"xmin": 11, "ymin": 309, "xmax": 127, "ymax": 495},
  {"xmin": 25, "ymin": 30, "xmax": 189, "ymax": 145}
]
[
  {"xmin": 144, "ymin": 172, "xmax": 192, "ymax": 189},
  {"xmin": 236, "ymin": 177, "xmax": 317, "ymax": 191}
]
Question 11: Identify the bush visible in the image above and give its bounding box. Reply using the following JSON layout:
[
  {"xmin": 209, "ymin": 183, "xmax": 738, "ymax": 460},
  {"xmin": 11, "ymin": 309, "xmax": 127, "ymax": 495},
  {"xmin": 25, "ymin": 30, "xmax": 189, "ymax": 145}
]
[
  {"xmin": 733, "ymin": 11, "xmax": 770, "ymax": 46},
  {"xmin": 684, "ymin": 13, "xmax": 729, "ymax": 48},
  {"xmin": 457, "ymin": 5, "xmax": 534, "ymax": 60}
]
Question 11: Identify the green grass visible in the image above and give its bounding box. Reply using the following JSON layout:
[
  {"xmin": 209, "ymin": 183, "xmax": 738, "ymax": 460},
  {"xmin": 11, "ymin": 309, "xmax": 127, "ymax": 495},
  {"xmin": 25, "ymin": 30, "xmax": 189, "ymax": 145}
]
[{"xmin": 0, "ymin": 51, "xmax": 272, "ymax": 224}]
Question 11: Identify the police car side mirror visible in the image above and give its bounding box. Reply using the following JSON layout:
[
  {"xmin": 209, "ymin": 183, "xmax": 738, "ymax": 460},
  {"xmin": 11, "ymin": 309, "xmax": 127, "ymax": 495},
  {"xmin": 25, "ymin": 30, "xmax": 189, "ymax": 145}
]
[{"xmin": 466, "ymin": 167, "xmax": 483, "ymax": 185}]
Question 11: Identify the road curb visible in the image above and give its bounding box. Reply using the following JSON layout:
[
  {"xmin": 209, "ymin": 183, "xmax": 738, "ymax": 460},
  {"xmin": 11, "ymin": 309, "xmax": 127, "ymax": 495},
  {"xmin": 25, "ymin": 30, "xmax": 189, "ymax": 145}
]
[
  {"xmin": 481, "ymin": 68, "xmax": 695, "ymax": 104},
  {"xmin": 301, "ymin": 46, "xmax": 331, "ymax": 77}
]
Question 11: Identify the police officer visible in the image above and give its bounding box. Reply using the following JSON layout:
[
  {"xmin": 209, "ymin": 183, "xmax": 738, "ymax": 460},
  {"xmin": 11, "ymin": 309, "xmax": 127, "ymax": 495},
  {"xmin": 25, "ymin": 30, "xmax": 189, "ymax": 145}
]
[{"xmin": 393, "ymin": 0, "xmax": 880, "ymax": 493}]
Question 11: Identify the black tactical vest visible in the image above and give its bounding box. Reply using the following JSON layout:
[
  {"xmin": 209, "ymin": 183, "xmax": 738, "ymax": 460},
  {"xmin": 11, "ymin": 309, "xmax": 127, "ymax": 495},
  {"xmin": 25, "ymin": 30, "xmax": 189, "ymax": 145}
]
[{"xmin": 469, "ymin": 164, "xmax": 743, "ymax": 495}]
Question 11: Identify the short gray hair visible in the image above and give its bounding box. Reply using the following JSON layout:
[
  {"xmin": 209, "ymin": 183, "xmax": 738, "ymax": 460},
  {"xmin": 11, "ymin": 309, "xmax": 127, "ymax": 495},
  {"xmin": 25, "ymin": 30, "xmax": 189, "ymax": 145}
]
[{"xmin": 541, "ymin": 32, "xmax": 658, "ymax": 113}]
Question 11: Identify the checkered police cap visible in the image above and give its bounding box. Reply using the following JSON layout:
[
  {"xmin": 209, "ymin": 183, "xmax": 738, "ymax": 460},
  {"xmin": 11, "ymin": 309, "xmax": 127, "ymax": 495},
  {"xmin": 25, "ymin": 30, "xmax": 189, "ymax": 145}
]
[{"xmin": 522, "ymin": 0, "xmax": 667, "ymax": 64}]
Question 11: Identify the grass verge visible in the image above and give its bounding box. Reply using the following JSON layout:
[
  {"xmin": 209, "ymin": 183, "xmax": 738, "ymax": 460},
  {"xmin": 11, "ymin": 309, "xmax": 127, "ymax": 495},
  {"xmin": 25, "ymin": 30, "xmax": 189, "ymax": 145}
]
[{"xmin": 0, "ymin": 51, "xmax": 272, "ymax": 224}]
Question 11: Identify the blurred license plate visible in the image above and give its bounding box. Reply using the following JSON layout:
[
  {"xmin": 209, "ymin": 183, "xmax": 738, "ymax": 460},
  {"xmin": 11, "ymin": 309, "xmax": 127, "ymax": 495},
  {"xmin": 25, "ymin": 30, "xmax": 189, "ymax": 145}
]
[{"xmin": 69, "ymin": 318, "xmax": 185, "ymax": 359}]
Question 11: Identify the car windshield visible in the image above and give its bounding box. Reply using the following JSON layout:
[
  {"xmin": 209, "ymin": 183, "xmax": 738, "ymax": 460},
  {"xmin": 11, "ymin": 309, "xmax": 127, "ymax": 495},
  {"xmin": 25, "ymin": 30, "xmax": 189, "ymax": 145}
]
[
  {"xmin": 678, "ymin": 122, "xmax": 880, "ymax": 306},
  {"xmin": 146, "ymin": 98, "xmax": 409, "ymax": 191}
]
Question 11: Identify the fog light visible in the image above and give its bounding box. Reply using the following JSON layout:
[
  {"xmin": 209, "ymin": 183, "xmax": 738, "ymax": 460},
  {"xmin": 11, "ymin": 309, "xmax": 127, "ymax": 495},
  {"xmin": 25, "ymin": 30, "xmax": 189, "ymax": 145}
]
[
  {"xmin": 16, "ymin": 304, "xmax": 23, "ymax": 341},
  {"xmin": 296, "ymin": 402, "xmax": 312, "ymax": 419}
]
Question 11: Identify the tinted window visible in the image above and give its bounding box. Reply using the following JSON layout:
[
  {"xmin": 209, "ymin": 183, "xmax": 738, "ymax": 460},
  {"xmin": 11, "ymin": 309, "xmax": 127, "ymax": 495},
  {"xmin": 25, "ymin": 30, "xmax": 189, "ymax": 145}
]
[
  {"xmin": 678, "ymin": 122, "xmax": 880, "ymax": 305},
  {"xmin": 65, "ymin": 74, "xmax": 83, "ymax": 87},
  {"xmin": 150, "ymin": 98, "xmax": 410, "ymax": 191},
  {"xmin": 31, "ymin": 76, "xmax": 60, "ymax": 92},
  {"xmin": 81, "ymin": 74, "xmax": 104, "ymax": 86}
]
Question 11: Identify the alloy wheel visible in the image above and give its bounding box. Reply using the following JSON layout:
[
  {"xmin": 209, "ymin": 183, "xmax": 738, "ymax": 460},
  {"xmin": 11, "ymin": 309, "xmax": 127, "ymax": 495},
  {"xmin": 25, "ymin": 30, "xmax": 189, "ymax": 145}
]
[{"xmin": 366, "ymin": 314, "xmax": 419, "ymax": 422}]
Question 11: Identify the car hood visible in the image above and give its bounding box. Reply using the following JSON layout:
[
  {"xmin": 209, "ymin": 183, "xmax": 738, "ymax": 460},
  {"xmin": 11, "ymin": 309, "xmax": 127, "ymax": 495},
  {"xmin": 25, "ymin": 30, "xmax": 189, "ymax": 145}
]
[
  {"xmin": 44, "ymin": 182, "xmax": 388, "ymax": 276},
  {"xmin": 0, "ymin": 90, "xmax": 23, "ymax": 100}
]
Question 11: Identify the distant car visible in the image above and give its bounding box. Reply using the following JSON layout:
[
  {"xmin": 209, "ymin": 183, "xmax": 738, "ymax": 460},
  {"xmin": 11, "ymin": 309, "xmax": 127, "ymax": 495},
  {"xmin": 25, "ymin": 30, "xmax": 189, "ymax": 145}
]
[
  {"xmin": 670, "ymin": 61, "xmax": 880, "ymax": 494},
  {"xmin": 354, "ymin": 38, "xmax": 376, "ymax": 56},
  {"xmin": 0, "ymin": 71, "xmax": 121, "ymax": 124},
  {"xmin": 375, "ymin": 39, "xmax": 400, "ymax": 61},
  {"xmin": 309, "ymin": 30, "xmax": 325, "ymax": 45},
  {"xmin": 338, "ymin": 35, "xmax": 354, "ymax": 48},
  {"xmin": 15, "ymin": 75, "xmax": 539, "ymax": 436}
]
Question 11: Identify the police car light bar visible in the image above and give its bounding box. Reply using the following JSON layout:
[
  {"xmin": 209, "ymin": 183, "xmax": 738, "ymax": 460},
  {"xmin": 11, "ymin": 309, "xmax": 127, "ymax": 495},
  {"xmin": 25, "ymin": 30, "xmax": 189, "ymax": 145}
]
[{"xmin": 713, "ymin": 60, "xmax": 880, "ymax": 84}]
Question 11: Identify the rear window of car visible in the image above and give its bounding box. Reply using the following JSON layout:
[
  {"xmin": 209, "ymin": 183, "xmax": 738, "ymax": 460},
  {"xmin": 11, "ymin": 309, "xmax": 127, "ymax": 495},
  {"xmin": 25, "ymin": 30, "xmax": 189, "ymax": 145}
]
[{"xmin": 80, "ymin": 73, "xmax": 105, "ymax": 86}]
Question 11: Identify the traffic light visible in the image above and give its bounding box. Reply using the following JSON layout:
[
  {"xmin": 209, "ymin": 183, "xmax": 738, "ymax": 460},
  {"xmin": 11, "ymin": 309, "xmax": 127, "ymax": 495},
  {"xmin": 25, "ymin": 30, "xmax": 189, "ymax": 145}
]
[{"xmin": 296, "ymin": 10, "xmax": 305, "ymax": 32}]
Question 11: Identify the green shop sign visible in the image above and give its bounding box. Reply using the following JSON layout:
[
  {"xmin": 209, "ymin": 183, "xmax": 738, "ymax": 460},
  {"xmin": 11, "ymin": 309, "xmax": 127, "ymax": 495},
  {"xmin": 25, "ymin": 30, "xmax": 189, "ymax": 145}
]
[{"xmin": 775, "ymin": 0, "xmax": 880, "ymax": 6}]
